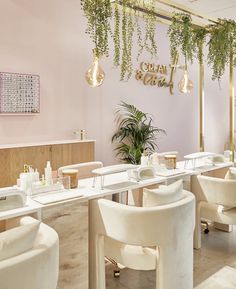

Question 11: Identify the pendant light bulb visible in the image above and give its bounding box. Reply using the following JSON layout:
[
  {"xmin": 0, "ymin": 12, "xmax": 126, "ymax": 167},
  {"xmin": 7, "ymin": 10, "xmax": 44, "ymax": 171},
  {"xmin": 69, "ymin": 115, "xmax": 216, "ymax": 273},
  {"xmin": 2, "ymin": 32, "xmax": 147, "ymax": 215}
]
[
  {"xmin": 85, "ymin": 49, "xmax": 105, "ymax": 87},
  {"xmin": 178, "ymin": 69, "xmax": 193, "ymax": 94}
]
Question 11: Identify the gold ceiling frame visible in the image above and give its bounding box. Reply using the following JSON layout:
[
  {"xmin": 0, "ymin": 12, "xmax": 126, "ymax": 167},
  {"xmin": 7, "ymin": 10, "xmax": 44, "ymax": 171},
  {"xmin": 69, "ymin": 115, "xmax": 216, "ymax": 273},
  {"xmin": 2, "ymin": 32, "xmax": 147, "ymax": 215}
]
[{"xmin": 113, "ymin": 0, "xmax": 235, "ymax": 159}]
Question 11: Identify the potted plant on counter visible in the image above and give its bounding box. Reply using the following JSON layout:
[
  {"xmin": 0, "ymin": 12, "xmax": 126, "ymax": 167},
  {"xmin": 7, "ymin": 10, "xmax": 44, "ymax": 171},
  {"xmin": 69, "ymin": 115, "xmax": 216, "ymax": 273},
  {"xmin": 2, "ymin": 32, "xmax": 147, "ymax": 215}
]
[{"xmin": 111, "ymin": 102, "xmax": 166, "ymax": 164}]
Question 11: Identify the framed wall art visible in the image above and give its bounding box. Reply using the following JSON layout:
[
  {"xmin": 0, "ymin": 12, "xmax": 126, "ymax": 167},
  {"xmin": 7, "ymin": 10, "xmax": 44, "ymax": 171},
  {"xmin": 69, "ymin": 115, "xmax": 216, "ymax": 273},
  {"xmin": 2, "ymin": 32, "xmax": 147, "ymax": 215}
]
[{"xmin": 0, "ymin": 72, "xmax": 40, "ymax": 115}]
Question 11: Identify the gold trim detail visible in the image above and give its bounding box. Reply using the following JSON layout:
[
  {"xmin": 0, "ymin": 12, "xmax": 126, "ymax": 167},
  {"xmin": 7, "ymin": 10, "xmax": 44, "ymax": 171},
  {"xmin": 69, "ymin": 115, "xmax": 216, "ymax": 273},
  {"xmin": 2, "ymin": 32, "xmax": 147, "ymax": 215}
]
[
  {"xmin": 229, "ymin": 44, "xmax": 235, "ymax": 162},
  {"xmin": 169, "ymin": 53, "xmax": 179, "ymax": 95},
  {"xmin": 199, "ymin": 45, "xmax": 205, "ymax": 152}
]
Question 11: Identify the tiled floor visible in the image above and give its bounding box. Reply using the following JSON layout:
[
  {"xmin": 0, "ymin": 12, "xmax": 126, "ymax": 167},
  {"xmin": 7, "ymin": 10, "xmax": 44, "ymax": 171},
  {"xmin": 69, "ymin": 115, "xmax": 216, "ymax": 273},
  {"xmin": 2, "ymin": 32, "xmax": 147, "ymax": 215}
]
[{"xmin": 106, "ymin": 226, "xmax": 236, "ymax": 289}]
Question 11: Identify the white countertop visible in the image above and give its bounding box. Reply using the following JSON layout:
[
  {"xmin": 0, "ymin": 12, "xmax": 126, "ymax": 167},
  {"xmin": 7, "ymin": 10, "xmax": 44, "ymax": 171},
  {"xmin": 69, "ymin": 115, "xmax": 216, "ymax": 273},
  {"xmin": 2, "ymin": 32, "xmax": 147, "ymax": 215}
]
[
  {"xmin": 0, "ymin": 198, "xmax": 41, "ymax": 221},
  {"xmin": 0, "ymin": 172, "xmax": 167, "ymax": 217},
  {"xmin": 31, "ymin": 172, "xmax": 167, "ymax": 207},
  {"xmin": 177, "ymin": 159, "xmax": 233, "ymax": 173},
  {"xmin": 0, "ymin": 139, "xmax": 96, "ymax": 149},
  {"xmin": 0, "ymin": 161, "xmax": 233, "ymax": 220}
]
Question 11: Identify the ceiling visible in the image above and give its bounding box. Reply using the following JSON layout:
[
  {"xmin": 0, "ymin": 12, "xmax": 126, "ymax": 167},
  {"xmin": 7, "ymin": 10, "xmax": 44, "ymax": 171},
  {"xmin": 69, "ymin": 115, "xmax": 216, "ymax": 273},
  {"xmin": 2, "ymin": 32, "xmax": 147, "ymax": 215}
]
[{"xmin": 169, "ymin": 0, "xmax": 236, "ymax": 21}]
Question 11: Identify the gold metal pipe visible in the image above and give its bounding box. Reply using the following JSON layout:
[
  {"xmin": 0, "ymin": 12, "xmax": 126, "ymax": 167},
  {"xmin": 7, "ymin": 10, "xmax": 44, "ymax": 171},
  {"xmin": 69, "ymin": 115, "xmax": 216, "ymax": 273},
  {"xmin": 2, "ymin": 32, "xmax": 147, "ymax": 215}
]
[
  {"xmin": 112, "ymin": 1, "xmax": 172, "ymax": 26},
  {"xmin": 154, "ymin": 0, "xmax": 217, "ymax": 24},
  {"xmin": 169, "ymin": 52, "xmax": 179, "ymax": 95},
  {"xmin": 199, "ymin": 45, "xmax": 205, "ymax": 152},
  {"xmin": 229, "ymin": 44, "xmax": 235, "ymax": 162},
  {"xmin": 112, "ymin": 1, "xmax": 207, "ymax": 28}
]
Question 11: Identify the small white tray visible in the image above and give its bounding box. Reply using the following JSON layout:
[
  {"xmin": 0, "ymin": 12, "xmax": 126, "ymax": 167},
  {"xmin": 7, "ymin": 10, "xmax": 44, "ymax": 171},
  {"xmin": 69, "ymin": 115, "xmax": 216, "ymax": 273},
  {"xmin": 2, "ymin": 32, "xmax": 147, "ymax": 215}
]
[{"xmin": 32, "ymin": 190, "xmax": 83, "ymax": 205}]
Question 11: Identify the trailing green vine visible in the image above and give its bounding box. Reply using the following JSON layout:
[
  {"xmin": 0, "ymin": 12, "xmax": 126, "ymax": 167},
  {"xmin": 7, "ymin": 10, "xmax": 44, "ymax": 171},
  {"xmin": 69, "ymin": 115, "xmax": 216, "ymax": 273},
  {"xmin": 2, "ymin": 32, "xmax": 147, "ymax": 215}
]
[
  {"xmin": 192, "ymin": 27, "xmax": 207, "ymax": 65},
  {"xmin": 135, "ymin": 15, "xmax": 144, "ymax": 61},
  {"xmin": 126, "ymin": 12, "xmax": 135, "ymax": 79},
  {"xmin": 81, "ymin": 0, "xmax": 112, "ymax": 57},
  {"xmin": 81, "ymin": 0, "xmax": 236, "ymax": 83},
  {"xmin": 207, "ymin": 19, "xmax": 236, "ymax": 81},
  {"xmin": 168, "ymin": 13, "xmax": 236, "ymax": 81},
  {"xmin": 136, "ymin": 0, "xmax": 157, "ymax": 60},
  {"xmin": 113, "ymin": 4, "xmax": 121, "ymax": 67},
  {"xmin": 82, "ymin": 0, "xmax": 158, "ymax": 81},
  {"xmin": 142, "ymin": 0, "xmax": 158, "ymax": 59},
  {"xmin": 120, "ymin": 2, "xmax": 128, "ymax": 80},
  {"xmin": 168, "ymin": 13, "xmax": 195, "ymax": 63},
  {"xmin": 120, "ymin": 3, "xmax": 135, "ymax": 80},
  {"xmin": 119, "ymin": 0, "xmax": 157, "ymax": 80}
]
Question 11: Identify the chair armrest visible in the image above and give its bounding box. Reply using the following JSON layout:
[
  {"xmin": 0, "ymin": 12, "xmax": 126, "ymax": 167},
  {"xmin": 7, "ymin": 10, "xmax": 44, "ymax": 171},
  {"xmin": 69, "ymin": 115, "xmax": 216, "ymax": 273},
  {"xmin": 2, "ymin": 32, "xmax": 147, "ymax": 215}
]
[{"xmin": 197, "ymin": 175, "xmax": 236, "ymax": 207}]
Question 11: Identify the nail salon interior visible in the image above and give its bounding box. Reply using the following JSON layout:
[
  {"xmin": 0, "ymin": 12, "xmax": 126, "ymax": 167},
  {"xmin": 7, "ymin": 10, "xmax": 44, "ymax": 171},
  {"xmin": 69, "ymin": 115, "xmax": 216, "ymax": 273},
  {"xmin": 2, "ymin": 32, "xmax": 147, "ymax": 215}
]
[{"xmin": 0, "ymin": 1, "xmax": 236, "ymax": 289}]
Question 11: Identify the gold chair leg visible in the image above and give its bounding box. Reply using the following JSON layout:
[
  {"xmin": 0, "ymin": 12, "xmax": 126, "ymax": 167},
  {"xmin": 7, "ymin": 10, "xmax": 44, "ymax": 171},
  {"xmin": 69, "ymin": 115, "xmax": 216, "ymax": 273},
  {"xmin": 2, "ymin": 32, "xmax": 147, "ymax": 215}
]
[{"xmin": 105, "ymin": 257, "xmax": 120, "ymax": 278}]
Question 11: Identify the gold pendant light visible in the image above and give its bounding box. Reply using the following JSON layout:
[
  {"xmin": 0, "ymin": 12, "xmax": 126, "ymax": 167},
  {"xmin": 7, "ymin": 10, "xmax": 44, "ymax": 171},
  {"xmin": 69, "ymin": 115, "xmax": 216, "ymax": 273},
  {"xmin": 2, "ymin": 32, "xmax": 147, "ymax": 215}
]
[
  {"xmin": 178, "ymin": 63, "xmax": 193, "ymax": 94},
  {"xmin": 85, "ymin": 49, "xmax": 105, "ymax": 87}
]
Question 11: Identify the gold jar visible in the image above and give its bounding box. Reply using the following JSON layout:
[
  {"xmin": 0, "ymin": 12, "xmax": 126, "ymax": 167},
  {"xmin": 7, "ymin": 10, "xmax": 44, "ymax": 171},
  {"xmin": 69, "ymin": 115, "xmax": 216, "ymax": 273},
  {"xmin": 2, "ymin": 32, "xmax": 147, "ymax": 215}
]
[
  {"xmin": 164, "ymin": 155, "xmax": 177, "ymax": 169},
  {"xmin": 62, "ymin": 169, "xmax": 78, "ymax": 189}
]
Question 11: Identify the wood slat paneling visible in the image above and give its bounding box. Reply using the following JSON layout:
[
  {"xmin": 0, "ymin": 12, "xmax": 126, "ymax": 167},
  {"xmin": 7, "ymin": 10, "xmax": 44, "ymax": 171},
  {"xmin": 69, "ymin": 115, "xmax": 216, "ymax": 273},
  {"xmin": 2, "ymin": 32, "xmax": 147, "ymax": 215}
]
[{"xmin": 0, "ymin": 141, "xmax": 95, "ymax": 187}]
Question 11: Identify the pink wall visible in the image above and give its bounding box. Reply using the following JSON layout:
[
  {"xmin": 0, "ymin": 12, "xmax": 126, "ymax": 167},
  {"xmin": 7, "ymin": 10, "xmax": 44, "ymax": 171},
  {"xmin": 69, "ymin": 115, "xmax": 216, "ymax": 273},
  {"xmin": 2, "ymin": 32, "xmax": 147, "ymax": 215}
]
[
  {"xmin": 0, "ymin": 0, "xmax": 88, "ymax": 143},
  {"xmin": 0, "ymin": 0, "xmax": 231, "ymax": 165}
]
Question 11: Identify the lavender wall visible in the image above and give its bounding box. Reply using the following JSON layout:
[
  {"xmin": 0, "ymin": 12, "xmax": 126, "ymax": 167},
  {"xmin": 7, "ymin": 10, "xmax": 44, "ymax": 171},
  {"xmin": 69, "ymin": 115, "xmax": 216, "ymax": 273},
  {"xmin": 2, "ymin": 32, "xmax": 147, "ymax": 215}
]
[{"xmin": 0, "ymin": 0, "xmax": 231, "ymax": 165}]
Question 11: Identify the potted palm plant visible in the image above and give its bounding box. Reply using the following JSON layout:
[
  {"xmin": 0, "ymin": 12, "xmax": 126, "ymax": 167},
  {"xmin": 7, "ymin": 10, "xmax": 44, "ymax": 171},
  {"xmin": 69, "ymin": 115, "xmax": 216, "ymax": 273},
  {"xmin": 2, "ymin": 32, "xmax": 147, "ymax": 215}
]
[{"xmin": 111, "ymin": 102, "xmax": 166, "ymax": 164}]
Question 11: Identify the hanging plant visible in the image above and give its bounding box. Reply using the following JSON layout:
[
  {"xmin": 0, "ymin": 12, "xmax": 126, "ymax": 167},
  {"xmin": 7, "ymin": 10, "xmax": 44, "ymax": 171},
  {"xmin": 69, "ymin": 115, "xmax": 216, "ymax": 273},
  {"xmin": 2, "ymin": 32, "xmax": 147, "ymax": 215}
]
[
  {"xmin": 120, "ymin": 3, "xmax": 135, "ymax": 80},
  {"xmin": 168, "ymin": 14, "xmax": 236, "ymax": 81},
  {"xmin": 168, "ymin": 13, "xmax": 195, "ymax": 63},
  {"xmin": 118, "ymin": 0, "xmax": 158, "ymax": 80},
  {"xmin": 192, "ymin": 27, "xmax": 207, "ymax": 65},
  {"xmin": 82, "ymin": 0, "xmax": 158, "ymax": 81},
  {"xmin": 207, "ymin": 19, "xmax": 236, "ymax": 81},
  {"xmin": 136, "ymin": 0, "xmax": 158, "ymax": 60},
  {"xmin": 135, "ymin": 15, "xmax": 144, "ymax": 61},
  {"xmin": 81, "ymin": 0, "xmax": 112, "ymax": 57},
  {"xmin": 113, "ymin": 4, "xmax": 121, "ymax": 67},
  {"xmin": 142, "ymin": 0, "xmax": 158, "ymax": 59}
]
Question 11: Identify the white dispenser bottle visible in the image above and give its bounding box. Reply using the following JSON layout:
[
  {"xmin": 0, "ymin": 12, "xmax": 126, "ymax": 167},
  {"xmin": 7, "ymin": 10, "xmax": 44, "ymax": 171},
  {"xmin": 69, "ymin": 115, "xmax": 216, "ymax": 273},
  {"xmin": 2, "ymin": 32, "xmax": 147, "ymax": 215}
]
[
  {"xmin": 141, "ymin": 153, "xmax": 149, "ymax": 166},
  {"xmin": 45, "ymin": 161, "xmax": 52, "ymax": 185}
]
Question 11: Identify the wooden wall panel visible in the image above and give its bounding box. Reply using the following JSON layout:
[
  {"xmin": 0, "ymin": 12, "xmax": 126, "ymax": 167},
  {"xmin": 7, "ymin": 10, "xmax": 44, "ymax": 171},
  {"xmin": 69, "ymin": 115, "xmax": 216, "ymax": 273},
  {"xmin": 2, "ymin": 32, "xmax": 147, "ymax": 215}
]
[
  {"xmin": 0, "ymin": 141, "xmax": 95, "ymax": 187},
  {"xmin": 51, "ymin": 144, "xmax": 72, "ymax": 170},
  {"xmin": 51, "ymin": 142, "xmax": 95, "ymax": 170},
  {"xmin": 0, "ymin": 149, "xmax": 11, "ymax": 187},
  {"xmin": 71, "ymin": 142, "xmax": 95, "ymax": 163},
  {"xmin": 8, "ymin": 145, "xmax": 51, "ymax": 185}
]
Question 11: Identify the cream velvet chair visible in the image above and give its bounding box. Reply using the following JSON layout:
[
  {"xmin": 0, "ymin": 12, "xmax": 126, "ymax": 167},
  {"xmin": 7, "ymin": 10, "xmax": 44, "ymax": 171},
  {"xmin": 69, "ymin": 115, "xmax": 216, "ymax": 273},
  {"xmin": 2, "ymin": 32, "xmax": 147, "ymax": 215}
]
[
  {"xmin": 90, "ymin": 191, "xmax": 195, "ymax": 289},
  {"xmin": 195, "ymin": 175, "xmax": 236, "ymax": 249},
  {"xmin": 0, "ymin": 216, "xmax": 59, "ymax": 289},
  {"xmin": 58, "ymin": 161, "xmax": 103, "ymax": 179}
]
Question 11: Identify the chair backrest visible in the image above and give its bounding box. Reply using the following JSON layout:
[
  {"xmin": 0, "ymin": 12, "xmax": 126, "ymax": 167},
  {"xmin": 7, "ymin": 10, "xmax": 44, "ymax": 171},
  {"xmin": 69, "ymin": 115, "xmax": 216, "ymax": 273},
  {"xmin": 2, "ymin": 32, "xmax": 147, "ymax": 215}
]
[
  {"xmin": 90, "ymin": 191, "xmax": 195, "ymax": 247},
  {"xmin": 0, "ymin": 217, "xmax": 59, "ymax": 289},
  {"xmin": 197, "ymin": 175, "xmax": 236, "ymax": 207},
  {"xmin": 58, "ymin": 161, "xmax": 103, "ymax": 179}
]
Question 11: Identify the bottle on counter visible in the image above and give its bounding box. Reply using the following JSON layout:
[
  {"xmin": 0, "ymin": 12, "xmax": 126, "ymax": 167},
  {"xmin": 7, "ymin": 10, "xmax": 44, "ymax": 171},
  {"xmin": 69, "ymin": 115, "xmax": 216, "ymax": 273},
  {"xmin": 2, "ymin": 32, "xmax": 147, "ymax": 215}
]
[
  {"xmin": 80, "ymin": 129, "xmax": 86, "ymax": 140},
  {"xmin": 45, "ymin": 161, "xmax": 53, "ymax": 185},
  {"xmin": 141, "ymin": 152, "xmax": 149, "ymax": 166}
]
